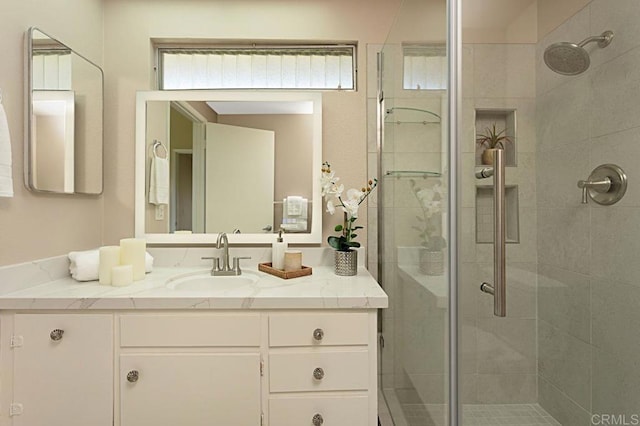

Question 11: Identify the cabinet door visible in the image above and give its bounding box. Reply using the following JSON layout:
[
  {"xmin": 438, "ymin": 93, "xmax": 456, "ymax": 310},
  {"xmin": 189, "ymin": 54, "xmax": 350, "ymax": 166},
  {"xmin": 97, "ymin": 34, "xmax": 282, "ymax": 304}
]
[
  {"xmin": 120, "ymin": 353, "xmax": 261, "ymax": 426},
  {"xmin": 13, "ymin": 314, "xmax": 113, "ymax": 426}
]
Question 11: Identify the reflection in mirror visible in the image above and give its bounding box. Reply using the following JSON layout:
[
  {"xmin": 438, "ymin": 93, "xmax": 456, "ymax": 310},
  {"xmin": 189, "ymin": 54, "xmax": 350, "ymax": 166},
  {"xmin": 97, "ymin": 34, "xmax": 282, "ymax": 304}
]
[
  {"xmin": 135, "ymin": 91, "xmax": 322, "ymax": 245},
  {"xmin": 25, "ymin": 27, "xmax": 104, "ymax": 194}
]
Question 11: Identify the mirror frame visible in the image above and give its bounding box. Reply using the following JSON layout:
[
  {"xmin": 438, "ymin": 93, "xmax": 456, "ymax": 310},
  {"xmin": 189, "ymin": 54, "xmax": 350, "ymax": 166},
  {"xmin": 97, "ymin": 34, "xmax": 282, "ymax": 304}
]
[
  {"xmin": 135, "ymin": 90, "xmax": 323, "ymax": 245},
  {"xmin": 24, "ymin": 27, "xmax": 104, "ymax": 195}
]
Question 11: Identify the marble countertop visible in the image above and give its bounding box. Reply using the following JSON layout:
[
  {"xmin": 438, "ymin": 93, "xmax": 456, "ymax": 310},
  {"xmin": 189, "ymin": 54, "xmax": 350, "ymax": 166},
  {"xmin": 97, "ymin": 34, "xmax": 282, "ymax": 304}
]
[{"xmin": 0, "ymin": 265, "xmax": 388, "ymax": 311}]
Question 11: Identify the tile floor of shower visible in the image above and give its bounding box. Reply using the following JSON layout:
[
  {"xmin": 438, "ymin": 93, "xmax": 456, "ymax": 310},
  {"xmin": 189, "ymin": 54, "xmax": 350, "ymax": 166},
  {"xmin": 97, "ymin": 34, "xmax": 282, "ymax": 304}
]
[{"xmin": 379, "ymin": 390, "xmax": 562, "ymax": 426}]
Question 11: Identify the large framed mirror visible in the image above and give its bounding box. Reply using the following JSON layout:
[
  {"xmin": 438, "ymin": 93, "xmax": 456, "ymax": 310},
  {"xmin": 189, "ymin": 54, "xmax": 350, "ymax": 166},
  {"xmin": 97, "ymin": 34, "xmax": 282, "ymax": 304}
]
[
  {"xmin": 25, "ymin": 27, "xmax": 104, "ymax": 194},
  {"xmin": 135, "ymin": 90, "xmax": 322, "ymax": 244}
]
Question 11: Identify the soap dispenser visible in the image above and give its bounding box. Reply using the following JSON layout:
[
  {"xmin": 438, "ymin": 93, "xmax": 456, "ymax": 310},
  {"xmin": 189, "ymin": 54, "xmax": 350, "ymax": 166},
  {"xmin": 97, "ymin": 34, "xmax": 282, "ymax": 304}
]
[{"xmin": 272, "ymin": 229, "xmax": 287, "ymax": 270}]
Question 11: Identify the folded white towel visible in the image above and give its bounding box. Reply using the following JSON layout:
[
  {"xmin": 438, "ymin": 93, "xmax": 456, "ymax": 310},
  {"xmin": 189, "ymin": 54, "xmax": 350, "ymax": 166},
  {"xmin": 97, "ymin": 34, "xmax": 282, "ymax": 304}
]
[
  {"xmin": 281, "ymin": 196, "xmax": 309, "ymax": 232},
  {"xmin": 286, "ymin": 195, "xmax": 304, "ymax": 216},
  {"xmin": 0, "ymin": 98, "xmax": 14, "ymax": 198},
  {"xmin": 149, "ymin": 154, "xmax": 169, "ymax": 205},
  {"xmin": 69, "ymin": 249, "xmax": 154, "ymax": 282}
]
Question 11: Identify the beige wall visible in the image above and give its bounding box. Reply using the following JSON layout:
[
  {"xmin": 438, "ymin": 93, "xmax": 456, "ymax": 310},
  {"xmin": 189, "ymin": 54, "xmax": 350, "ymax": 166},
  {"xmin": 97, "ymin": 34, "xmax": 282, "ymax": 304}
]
[
  {"xmin": 0, "ymin": 0, "xmax": 104, "ymax": 266},
  {"xmin": 102, "ymin": 0, "xmax": 402, "ymax": 248}
]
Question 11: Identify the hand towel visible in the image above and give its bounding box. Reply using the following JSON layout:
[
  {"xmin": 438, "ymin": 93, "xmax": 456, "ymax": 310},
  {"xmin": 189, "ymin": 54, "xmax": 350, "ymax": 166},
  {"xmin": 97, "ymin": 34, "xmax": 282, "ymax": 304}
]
[
  {"xmin": 69, "ymin": 249, "xmax": 154, "ymax": 282},
  {"xmin": 286, "ymin": 195, "xmax": 304, "ymax": 216},
  {"xmin": 0, "ymin": 96, "xmax": 14, "ymax": 198},
  {"xmin": 281, "ymin": 196, "xmax": 308, "ymax": 232},
  {"xmin": 149, "ymin": 154, "xmax": 169, "ymax": 205}
]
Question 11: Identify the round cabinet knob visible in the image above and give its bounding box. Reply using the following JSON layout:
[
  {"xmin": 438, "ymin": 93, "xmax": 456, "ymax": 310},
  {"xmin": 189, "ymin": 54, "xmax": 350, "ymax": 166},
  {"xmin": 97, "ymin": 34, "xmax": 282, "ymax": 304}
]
[
  {"xmin": 312, "ymin": 413, "xmax": 324, "ymax": 426},
  {"xmin": 313, "ymin": 367, "xmax": 325, "ymax": 380},
  {"xmin": 49, "ymin": 329, "xmax": 64, "ymax": 341},
  {"xmin": 126, "ymin": 370, "xmax": 139, "ymax": 383},
  {"xmin": 313, "ymin": 328, "xmax": 324, "ymax": 342}
]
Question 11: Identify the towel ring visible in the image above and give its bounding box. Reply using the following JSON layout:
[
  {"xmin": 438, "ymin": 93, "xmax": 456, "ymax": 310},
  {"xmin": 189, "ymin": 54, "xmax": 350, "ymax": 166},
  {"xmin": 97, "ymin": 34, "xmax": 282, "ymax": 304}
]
[{"xmin": 152, "ymin": 140, "xmax": 168, "ymax": 159}]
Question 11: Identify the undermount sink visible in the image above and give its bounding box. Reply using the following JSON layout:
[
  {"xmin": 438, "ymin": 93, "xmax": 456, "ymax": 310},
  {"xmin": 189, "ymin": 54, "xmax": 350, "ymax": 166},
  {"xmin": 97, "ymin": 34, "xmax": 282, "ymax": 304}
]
[{"xmin": 166, "ymin": 271, "xmax": 259, "ymax": 291}]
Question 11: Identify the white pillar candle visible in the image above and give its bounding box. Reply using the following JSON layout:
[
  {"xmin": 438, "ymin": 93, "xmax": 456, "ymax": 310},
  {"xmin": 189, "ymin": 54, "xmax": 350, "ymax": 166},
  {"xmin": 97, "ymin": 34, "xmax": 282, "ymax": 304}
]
[
  {"xmin": 120, "ymin": 238, "xmax": 146, "ymax": 281},
  {"xmin": 111, "ymin": 265, "xmax": 134, "ymax": 287},
  {"xmin": 98, "ymin": 246, "xmax": 121, "ymax": 285},
  {"xmin": 284, "ymin": 250, "xmax": 303, "ymax": 271}
]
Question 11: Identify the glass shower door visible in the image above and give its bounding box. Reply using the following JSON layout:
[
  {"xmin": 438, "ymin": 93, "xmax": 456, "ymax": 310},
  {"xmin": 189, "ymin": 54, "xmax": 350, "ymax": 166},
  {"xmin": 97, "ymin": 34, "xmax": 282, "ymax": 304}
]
[{"xmin": 376, "ymin": 0, "xmax": 451, "ymax": 424}]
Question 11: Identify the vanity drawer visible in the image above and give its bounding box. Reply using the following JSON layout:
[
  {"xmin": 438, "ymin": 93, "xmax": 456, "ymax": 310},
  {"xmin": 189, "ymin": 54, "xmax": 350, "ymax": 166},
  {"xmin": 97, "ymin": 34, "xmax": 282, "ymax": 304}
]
[
  {"xmin": 120, "ymin": 313, "xmax": 260, "ymax": 347},
  {"xmin": 269, "ymin": 395, "xmax": 369, "ymax": 426},
  {"xmin": 269, "ymin": 349, "xmax": 369, "ymax": 392},
  {"xmin": 269, "ymin": 312, "xmax": 369, "ymax": 347}
]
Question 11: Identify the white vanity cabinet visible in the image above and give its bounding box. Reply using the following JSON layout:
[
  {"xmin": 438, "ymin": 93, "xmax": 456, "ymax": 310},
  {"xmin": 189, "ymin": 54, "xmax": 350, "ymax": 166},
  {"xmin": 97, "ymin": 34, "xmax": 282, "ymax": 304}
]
[
  {"xmin": 6, "ymin": 314, "xmax": 113, "ymax": 426},
  {"xmin": 0, "ymin": 310, "xmax": 379, "ymax": 426}
]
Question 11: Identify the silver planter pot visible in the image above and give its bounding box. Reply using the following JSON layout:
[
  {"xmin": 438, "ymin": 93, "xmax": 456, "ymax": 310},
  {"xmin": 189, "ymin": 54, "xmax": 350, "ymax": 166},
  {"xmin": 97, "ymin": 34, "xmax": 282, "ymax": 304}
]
[
  {"xmin": 419, "ymin": 249, "xmax": 444, "ymax": 276},
  {"xmin": 334, "ymin": 250, "xmax": 357, "ymax": 276}
]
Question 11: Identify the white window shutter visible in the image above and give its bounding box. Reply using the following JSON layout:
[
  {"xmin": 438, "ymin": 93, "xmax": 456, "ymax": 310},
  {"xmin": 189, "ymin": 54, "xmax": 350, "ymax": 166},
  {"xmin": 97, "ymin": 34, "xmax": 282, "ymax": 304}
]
[{"xmin": 160, "ymin": 46, "xmax": 355, "ymax": 90}]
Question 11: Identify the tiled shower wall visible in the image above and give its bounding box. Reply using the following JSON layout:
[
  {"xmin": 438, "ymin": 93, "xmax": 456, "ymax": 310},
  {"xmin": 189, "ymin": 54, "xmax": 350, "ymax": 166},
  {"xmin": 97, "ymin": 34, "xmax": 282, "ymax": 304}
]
[
  {"xmin": 461, "ymin": 42, "xmax": 538, "ymax": 404},
  {"xmin": 536, "ymin": 1, "xmax": 640, "ymax": 424}
]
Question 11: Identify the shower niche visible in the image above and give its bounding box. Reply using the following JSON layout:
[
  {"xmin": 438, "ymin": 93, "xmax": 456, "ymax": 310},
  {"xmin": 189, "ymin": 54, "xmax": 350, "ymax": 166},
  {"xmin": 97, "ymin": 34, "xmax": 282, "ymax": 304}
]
[
  {"xmin": 476, "ymin": 184, "xmax": 520, "ymax": 244},
  {"xmin": 475, "ymin": 109, "xmax": 516, "ymax": 167}
]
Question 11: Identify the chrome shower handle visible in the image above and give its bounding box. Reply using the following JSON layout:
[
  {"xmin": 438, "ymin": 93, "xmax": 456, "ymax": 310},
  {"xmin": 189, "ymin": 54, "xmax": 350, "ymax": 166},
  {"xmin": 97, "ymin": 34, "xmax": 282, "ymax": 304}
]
[
  {"xmin": 577, "ymin": 177, "xmax": 611, "ymax": 204},
  {"xmin": 577, "ymin": 164, "xmax": 627, "ymax": 205},
  {"xmin": 476, "ymin": 149, "xmax": 506, "ymax": 317}
]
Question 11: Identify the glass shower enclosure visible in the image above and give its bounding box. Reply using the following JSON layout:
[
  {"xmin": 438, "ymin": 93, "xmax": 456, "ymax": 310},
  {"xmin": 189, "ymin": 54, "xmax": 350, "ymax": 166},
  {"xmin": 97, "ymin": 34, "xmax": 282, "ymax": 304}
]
[
  {"xmin": 374, "ymin": 0, "xmax": 640, "ymax": 425},
  {"xmin": 375, "ymin": 0, "xmax": 452, "ymax": 424}
]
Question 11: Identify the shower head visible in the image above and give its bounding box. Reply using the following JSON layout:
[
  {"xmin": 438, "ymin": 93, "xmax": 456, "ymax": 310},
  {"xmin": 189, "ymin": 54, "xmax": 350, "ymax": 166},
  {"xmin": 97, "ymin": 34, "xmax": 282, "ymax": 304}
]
[{"xmin": 544, "ymin": 30, "xmax": 614, "ymax": 76}]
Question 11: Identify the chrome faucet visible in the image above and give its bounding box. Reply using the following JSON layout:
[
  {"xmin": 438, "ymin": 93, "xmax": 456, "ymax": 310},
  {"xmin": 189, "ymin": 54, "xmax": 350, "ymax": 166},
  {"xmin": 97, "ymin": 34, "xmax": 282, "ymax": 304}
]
[
  {"xmin": 201, "ymin": 232, "xmax": 251, "ymax": 276},
  {"xmin": 216, "ymin": 232, "xmax": 231, "ymax": 272}
]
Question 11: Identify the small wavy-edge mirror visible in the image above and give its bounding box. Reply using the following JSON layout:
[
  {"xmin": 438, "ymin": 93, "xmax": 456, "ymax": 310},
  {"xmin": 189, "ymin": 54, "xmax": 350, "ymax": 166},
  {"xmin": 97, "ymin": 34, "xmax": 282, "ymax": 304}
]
[{"xmin": 25, "ymin": 27, "xmax": 104, "ymax": 194}]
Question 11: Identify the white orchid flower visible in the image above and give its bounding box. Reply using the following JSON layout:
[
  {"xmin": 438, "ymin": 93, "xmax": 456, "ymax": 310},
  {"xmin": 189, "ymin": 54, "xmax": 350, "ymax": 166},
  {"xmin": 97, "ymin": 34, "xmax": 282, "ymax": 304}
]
[
  {"xmin": 326, "ymin": 199, "xmax": 336, "ymax": 214},
  {"xmin": 346, "ymin": 188, "xmax": 365, "ymax": 202},
  {"xmin": 416, "ymin": 187, "xmax": 435, "ymax": 202},
  {"xmin": 329, "ymin": 183, "xmax": 344, "ymax": 198},
  {"xmin": 342, "ymin": 197, "xmax": 360, "ymax": 218},
  {"xmin": 321, "ymin": 162, "xmax": 378, "ymax": 251},
  {"xmin": 321, "ymin": 172, "xmax": 338, "ymax": 197},
  {"xmin": 425, "ymin": 200, "xmax": 441, "ymax": 217},
  {"xmin": 433, "ymin": 182, "xmax": 446, "ymax": 198}
]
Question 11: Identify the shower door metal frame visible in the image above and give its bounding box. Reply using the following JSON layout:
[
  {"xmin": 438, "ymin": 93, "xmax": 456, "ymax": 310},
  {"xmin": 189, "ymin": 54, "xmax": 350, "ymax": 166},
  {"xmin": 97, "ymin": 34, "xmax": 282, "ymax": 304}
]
[{"xmin": 447, "ymin": 0, "xmax": 462, "ymax": 424}]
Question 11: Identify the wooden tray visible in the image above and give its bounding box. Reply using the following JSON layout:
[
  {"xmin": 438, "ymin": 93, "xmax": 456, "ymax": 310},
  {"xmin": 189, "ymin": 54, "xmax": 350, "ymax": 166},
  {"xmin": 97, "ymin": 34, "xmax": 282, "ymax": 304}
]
[{"xmin": 258, "ymin": 262, "xmax": 312, "ymax": 279}]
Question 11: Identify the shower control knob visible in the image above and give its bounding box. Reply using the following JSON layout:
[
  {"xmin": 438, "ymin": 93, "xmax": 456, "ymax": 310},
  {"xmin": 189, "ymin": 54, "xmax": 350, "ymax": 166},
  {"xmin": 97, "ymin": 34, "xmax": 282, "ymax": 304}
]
[
  {"xmin": 313, "ymin": 328, "xmax": 324, "ymax": 341},
  {"xmin": 312, "ymin": 413, "xmax": 324, "ymax": 425},
  {"xmin": 50, "ymin": 329, "xmax": 64, "ymax": 341},
  {"xmin": 313, "ymin": 367, "xmax": 325, "ymax": 380}
]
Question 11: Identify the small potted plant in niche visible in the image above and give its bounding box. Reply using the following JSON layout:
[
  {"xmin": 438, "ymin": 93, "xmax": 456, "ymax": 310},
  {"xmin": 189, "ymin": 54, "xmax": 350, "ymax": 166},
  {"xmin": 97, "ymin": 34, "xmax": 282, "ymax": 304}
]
[
  {"xmin": 476, "ymin": 123, "xmax": 511, "ymax": 165},
  {"xmin": 410, "ymin": 179, "xmax": 447, "ymax": 275},
  {"xmin": 321, "ymin": 162, "xmax": 378, "ymax": 276}
]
